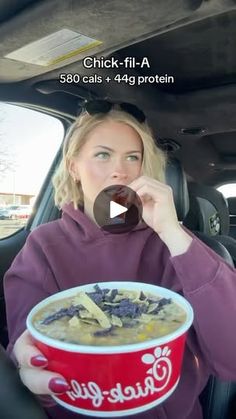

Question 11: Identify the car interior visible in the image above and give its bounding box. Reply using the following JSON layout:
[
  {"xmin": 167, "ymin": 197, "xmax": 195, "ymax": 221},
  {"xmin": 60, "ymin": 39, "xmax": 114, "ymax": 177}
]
[{"xmin": 0, "ymin": 1, "xmax": 236, "ymax": 418}]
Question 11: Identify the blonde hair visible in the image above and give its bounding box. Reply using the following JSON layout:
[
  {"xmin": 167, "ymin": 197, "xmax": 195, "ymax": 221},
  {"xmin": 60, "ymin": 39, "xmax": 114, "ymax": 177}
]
[{"xmin": 53, "ymin": 109, "xmax": 167, "ymax": 209}]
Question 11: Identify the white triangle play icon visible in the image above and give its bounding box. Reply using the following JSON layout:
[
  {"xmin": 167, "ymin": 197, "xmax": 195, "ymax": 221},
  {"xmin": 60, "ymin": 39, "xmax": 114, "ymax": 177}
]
[{"xmin": 110, "ymin": 201, "xmax": 128, "ymax": 219}]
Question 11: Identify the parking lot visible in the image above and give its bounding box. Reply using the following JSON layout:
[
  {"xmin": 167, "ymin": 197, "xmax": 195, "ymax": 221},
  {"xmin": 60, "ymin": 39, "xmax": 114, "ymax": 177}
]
[{"xmin": 0, "ymin": 219, "xmax": 27, "ymax": 239}]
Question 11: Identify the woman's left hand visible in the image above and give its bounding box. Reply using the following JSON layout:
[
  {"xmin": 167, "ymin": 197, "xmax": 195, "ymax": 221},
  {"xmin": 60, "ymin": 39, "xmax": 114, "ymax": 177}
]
[
  {"xmin": 128, "ymin": 176, "xmax": 179, "ymax": 237},
  {"xmin": 128, "ymin": 176, "xmax": 193, "ymax": 256}
]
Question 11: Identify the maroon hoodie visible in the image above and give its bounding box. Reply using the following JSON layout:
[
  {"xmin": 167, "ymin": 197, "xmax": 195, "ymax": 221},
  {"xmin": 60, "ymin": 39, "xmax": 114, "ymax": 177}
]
[{"xmin": 3, "ymin": 203, "xmax": 236, "ymax": 419}]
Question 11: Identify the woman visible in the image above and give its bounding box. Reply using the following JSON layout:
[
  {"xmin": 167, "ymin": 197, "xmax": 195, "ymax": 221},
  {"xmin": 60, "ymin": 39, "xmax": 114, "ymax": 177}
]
[{"xmin": 3, "ymin": 100, "xmax": 236, "ymax": 419}]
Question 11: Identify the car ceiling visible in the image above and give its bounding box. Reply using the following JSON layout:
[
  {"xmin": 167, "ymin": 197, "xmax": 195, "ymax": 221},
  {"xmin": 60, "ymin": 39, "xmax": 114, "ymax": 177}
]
[{"xmin": 0, "ymin": 0, "xmax": 236, "ymax": 187}]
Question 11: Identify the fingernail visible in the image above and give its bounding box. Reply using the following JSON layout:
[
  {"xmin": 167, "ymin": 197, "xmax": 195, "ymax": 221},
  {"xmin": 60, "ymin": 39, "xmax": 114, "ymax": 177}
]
[
  {"xmin": 49, "ymin": 378, "xmax": 71, "ymax": 394},
  {"xmin": 30, "ymin": 355, "xmax": 48, "ymax": 367}
]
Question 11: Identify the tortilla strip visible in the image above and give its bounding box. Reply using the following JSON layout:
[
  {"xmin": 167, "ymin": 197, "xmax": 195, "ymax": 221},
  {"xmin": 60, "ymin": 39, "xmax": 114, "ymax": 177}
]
[
  {"xmin": 113, "ymin": 290, "xmax": 138, "ymax": 302},
  {"xmin": 137, "ymin": 313, "xmax": 156, "ymax": 323},
  {"xmin": 132, "ymin": 291, "xmax": 148, "ymax": 303},
  {"xmin": 80, "ymin": 319, "xmax": 100, "ymax": 326},
  {"xmin": 74, "ymin": 292, "xmax": 111, "ymax": 329},
  {"xmin": 69, "ymin": 316, "xmax": 81, "ymax": 327},
  {"xmin": 147, "ymin": 303, "xmax": 159, "ymax": 313},
  {"xmin": 79, "ymin": 309, "xmax": 94, "ymax": 318},
  {"xmin": 111, "ymin": 315, "xmax": 123, "ymax": 327}
]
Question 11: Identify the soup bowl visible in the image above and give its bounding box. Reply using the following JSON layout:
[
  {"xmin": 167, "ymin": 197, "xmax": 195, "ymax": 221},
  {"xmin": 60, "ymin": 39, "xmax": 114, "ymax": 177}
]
[{"xmin": 26, "ymin": 281, "xmax": 194, "ymax": 417}]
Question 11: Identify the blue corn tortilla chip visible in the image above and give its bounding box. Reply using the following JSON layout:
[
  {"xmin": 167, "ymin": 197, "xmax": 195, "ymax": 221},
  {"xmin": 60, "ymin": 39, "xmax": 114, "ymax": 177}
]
[
  {"xmin": 139, "ymin": 291, "xmax": 146, "ymax": 301},
  {"xmin": 41, "ymin": 305, "xmax": 82, "ymax": 325},
  {"xmin": 86, "ymin": 292, "xmax": 103, "ymax": 305},
  {"xmin": 122, "ymin": 320, "xmax": 139, "ymax": 328},
  {"xmin": 158, "ymin": 298, "xmax": 172, "ymax": 307},
  {"xmin": 149, "ymin": 298, "xmax": 172, "ymax": 314},
  {"xmin": 87, "ymin": 287, "xmax": 119, "ymax": 305},
  {"xmin": 104, "ymin": 288, "xmax": 119, "ymax": 302},
  {"xmin": 40, "ymin": 286, "xmax": 173, "ymax": 327},
  {"xmin": 105, "ymin": 299, "xmax": 146, "ymax": 318},
  {"xmin": 87, "ymin": 285, "xmax": 112, "ymax": 305},
  {"xmin": 93, "ymin": 326, "xmax": 115, "ymax": 337}
]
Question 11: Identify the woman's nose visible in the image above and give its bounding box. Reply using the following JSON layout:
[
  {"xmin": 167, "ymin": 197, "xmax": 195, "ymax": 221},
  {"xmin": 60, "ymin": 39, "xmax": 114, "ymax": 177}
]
[
  {"xmin": 111, "ymin": 171, "xmax": 128, "ymax": 181},
  {"xmin": 111, "ymin": 160, "xmax": 128, "ymax": 181}
]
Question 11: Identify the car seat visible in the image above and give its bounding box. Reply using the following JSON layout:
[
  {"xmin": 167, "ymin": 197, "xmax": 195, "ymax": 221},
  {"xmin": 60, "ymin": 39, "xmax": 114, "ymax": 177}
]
[
  {"xmin": 0, "ymin": 344, "xmax": 48, "ymax": 419},
  {"xmin": 165, "ymin": 160, "xmax": 233, "ymax": 266},
  {"xmin": 166, "ymin": 159, "xmax": 236, "ymax": 419},
  {"xmin": 183, "ymin": 182, "xmax": 236, "ymax": 266},
  {"xmin": 227, "ymin": 197, "xmax": 236, "ymax": 239}
]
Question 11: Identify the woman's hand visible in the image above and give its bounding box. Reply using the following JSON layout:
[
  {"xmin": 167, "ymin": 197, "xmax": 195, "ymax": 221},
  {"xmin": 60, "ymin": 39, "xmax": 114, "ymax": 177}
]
[
  {"xmin": 13, "ymin": 330, "xmax": 70, "ymax": 395},
  {"xmin": 129, "ymin": 176, "xmax": 179, "ymax": 236},
  {"xmin": 129, "ymin": 176, "xmax": 193, "ymax": 256}
]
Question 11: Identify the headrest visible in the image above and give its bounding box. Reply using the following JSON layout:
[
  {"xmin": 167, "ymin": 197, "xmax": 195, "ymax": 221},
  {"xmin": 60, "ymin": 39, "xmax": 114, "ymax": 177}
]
[
  {"xmin": 186, "ymin": 183, "xmax": 229, "ymax": 236},
  {"xmin": 165, "ymin": 159, "xmax": 189, "ymax": 221}
]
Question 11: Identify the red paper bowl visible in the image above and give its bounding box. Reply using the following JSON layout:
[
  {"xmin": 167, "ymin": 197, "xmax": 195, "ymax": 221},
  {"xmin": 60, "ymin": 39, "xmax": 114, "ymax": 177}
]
[{"xmin": 26, "ymin": 282, "xmax": 194, "ymax": 417}]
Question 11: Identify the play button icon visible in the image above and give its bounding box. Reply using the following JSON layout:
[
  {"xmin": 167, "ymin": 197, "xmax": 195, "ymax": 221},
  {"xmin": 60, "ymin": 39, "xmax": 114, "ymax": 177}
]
[
  {"xmin": 110, "ymin": 201, "xmax": 128, "ymax": 218},
  {"xmin": 93, "ymin": 185, "xmax": 143, "ymax": 233}
]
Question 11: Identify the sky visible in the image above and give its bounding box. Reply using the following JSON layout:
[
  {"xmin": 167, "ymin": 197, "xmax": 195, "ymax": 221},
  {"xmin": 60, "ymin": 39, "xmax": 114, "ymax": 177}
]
[{"xmin": 0, "ymin": 103, "xmax": 64, "ymax": 197}]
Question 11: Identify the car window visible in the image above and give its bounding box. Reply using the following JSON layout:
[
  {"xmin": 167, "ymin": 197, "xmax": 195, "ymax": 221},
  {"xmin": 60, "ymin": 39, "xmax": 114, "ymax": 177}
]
[
  {"xmin": 0, "ymin": 103, "xmax": 64, "ymax": 239},
  {"xmin": 217, "ymin": 183, "xmax": 236, "ymax": 198}
]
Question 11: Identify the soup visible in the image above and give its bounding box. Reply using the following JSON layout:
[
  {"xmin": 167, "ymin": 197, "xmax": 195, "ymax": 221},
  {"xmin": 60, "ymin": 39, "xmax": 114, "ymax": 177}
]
[{"xmin": 33, "ymin": 285, "xmax": 187, "ymax": 346}]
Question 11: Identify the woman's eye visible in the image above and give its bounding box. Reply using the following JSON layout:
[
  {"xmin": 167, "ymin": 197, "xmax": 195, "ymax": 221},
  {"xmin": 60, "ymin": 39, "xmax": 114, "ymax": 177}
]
[
  {"xmin": 127, "ymin": 155, "xmax": 139, "ymax": 161},
  {"xmin": 95, "ymin": 152, "xmax": 110, "ymax": 159}
]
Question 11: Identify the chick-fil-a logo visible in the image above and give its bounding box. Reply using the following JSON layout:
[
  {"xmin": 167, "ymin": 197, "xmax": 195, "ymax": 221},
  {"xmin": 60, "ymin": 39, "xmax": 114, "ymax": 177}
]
[{"xmin": 66, "ymin": 346, "xmax": 172, "ymax": 407}]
